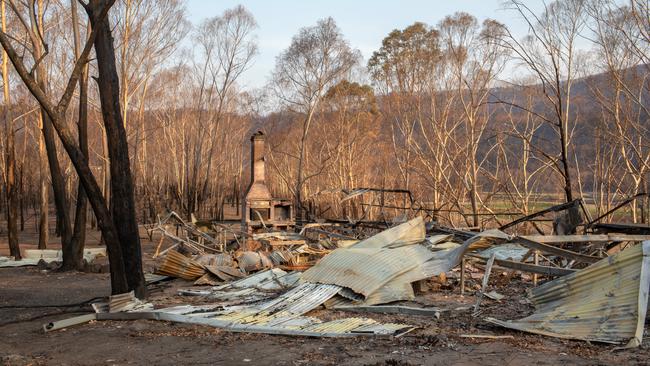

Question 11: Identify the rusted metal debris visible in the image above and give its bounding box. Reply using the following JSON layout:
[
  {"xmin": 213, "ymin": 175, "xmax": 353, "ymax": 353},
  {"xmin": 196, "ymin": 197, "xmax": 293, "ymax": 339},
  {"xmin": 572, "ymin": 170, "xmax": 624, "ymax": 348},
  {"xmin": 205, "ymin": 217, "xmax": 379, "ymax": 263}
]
[
  {"xmin": 42, "ymin": 196, "xmax": 650, "ymax": 344},
  {"xmin": 487, "ymin": 241, "xmax": 650, "ymax": 347}
]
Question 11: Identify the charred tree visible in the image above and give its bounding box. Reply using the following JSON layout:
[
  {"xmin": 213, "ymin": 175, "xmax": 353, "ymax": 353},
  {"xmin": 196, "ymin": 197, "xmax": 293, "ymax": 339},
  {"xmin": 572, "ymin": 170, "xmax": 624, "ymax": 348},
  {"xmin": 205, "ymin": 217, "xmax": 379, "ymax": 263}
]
[
  {"xmin": 65, "ymin": 0, "xmax": 90, "ymax": 270},
  {"xmin": 88, "ymin": 0, "xmax": 145, "ymax": 297},
  {"xmin": 0, "ymin": 0, "xmax": 135, "ymax": 296}
]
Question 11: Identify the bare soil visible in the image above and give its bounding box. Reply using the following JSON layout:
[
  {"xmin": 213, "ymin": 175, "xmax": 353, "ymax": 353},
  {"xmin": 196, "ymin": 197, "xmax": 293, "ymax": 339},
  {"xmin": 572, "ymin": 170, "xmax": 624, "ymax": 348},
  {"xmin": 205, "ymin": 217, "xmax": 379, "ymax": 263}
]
[{"xmin": 1, "ymin": 229, "xmax": 650, "ymax": 365}]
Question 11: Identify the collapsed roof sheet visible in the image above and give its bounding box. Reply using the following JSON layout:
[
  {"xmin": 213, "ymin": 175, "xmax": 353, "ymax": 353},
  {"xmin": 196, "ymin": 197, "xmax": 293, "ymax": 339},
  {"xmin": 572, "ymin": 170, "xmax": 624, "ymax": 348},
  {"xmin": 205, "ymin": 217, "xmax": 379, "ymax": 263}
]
[
  {"xmin": 302, "ymin": 220, "xmax": 511, "ymax": 305},
  {"xmin": 487, "ymin": 241, "xmax": 650, "ymax": 347},
  {"xmin": 301, "ymin": 217, "xmax": 428, "ymax": 298},
  {"xmin": 301, "ymin": 245, "xmax": 434, "ymax": 298},
  {"xmin": 351, "ymin": 216, "xmax": 424, "ymax": 249},
  {"xmin": 84, "ymin": 281, "xmax": 414, "ymax": 337},
  {"xmin": 156, "ymin": 250, "xmax": 205, "ymax": 280},
  {"xmin": 362, "ymin": 229, "xmax": 511, "ymax": 305}
]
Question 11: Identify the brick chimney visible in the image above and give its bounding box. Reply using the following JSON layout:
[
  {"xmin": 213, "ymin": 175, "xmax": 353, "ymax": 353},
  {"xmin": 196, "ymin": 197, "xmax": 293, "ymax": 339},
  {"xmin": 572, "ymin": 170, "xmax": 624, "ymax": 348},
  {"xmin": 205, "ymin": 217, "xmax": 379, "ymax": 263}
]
[{"xmin": 244, "ymin": 131, "xmax": 271, "ymax": 201}]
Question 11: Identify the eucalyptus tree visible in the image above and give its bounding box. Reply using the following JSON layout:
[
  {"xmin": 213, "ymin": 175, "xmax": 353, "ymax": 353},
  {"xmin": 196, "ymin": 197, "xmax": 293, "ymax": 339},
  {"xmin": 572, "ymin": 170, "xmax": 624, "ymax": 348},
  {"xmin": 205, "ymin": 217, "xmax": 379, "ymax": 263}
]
[
  {"xmin": 0, "ymin": 0, "xmax": 145, "ymax": 297},
  {"xmin": 183, "ymin": 5, "xmax": 257, "ymax": 217},
  {"xmin": 272, "ymin": 17, "xmax": 360, "ymax": 214},
  {"xmin": 368, "ymin": 23, "xmax": 441, "ymax": 208},
  {"xmin": 498, "ymin": 0, "xmax": 589, "ymax": 203},
  {"xmin": 588, "ymin": 0, "xmax": 650, "ymax": 222},
  {"xmin": 438, "ymin": 13, "xmax": 508, "ymax": 227}
]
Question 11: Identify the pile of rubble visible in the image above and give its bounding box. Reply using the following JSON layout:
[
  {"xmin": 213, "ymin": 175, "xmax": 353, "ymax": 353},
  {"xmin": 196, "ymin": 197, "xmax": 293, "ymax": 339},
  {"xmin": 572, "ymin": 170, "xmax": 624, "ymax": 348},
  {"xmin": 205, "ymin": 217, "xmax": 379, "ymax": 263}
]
[{"xmin": 44, "ymin": 201, "xmax": 650, "ymax": 347}]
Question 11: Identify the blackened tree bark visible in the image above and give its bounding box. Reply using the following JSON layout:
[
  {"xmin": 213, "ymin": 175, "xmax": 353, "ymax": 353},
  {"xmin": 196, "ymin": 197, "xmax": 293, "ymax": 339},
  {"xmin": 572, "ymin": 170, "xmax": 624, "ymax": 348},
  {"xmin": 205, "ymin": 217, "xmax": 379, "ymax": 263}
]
[
  {"xmin": 88, "ymin": 0, "xmax": 145, "ymax": 297},
  {"xmin": 65, "ymin": 0, "xmax": 89, "ymax": 270},
  {"xmin": 0, "ymin": 0, "xmax": 134, "ymax": 295},
  {"xmin": 40, "ymin": 111, "xmax": 73, "ymax": 248}
]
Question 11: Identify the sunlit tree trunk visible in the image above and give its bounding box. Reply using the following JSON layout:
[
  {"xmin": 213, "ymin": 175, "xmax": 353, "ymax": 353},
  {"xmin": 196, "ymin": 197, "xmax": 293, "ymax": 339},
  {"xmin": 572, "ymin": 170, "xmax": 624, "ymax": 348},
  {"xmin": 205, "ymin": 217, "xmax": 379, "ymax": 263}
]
[{"xmin": 2, "ymin": 0, "xmax": 19, "ymax": 259}]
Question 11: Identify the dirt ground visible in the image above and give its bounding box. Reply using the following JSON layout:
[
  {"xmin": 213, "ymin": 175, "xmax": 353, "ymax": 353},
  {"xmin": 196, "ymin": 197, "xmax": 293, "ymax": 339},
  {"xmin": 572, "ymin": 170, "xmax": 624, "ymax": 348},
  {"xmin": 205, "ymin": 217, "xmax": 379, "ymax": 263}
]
[{"xmin": 2, "ymin": 228, "xmax": 650, "ymax": 365}]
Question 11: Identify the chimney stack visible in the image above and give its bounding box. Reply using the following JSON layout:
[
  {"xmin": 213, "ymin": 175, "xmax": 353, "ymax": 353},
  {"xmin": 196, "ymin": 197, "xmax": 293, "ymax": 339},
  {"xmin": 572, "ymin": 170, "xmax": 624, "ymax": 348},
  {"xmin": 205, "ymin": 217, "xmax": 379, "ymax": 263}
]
[
  {"xmin": 244, "ymin": 131, "xmax": 271, "ymax": 202},
  {"xmin": 251, "ymin": 131, "xmax": 265, "ymax": 185},
  {"xmin": 241, "ymin": 130, "xmax": 294, "ymax": 238}
]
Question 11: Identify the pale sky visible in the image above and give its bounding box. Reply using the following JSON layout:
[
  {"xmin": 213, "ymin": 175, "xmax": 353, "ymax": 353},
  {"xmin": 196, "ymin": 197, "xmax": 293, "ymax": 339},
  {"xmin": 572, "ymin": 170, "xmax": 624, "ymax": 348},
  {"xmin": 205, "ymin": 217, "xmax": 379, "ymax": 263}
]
[{"xmin": 185, "ymin": 1, "xmax": 545, "ymax": 89}]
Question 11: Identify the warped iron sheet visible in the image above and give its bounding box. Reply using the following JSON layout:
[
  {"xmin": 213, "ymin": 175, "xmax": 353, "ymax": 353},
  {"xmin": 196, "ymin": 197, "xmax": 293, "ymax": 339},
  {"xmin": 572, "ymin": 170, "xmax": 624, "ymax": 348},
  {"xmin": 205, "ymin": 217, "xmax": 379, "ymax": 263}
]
[
  {"xmin": 362, "ymin": 229, "xmax": 511, "ymax": 305},
  {"xmin": 94, "ymin": 311, "xmax": 413, "ymax": 337},
  {"xmin": 95, "ymin": 282, "xmax": 414, "ymax": 337},
  {"xmin": 352, "ymin": 216, "xmax": 425, "ymax": 249},
  {"xmin": 487, "ymin": 241, "xmax": 650, "ymax": 347},
  {"xmin": 301, "ymin": 245, "xmax": 433, "ymax": 297},
  {"xmin": 214, "ymin": 282, "xmax": 342, "ymax": 326},
  {"xmin": 301, "ymin": 217, "xmax": 428, "ymax": 298},
  {"xmin": 303, "ymin": 221, "xmax": 510, "ymax": 305},
  {"xmin": 179, "ymin": 268, "xmax": 301, "ymax": 304},
  {"xmin": 478, "ymin": 244, "xmax": 529, "ymax": 261},
  {"xmin": 156, "ymin": 250, "xmax": 205, "ymax": 280}
]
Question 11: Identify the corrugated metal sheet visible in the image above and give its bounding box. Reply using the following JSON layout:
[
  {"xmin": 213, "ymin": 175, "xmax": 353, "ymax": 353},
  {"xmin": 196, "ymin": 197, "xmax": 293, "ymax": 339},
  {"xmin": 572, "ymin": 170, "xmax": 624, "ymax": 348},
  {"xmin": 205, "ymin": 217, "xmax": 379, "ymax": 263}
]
[
  {"xmin": 361, "ymin": 230, "xmax": 510, "ymax": 305},
  {"xmin": 303, "ymin": 317, "xmax": 375, "ymax": 333},
  {"xmin": 487, "ymin": 241, "xmax": 650, "ymax": 347},
  {"xmin": 107, "ymin": 291, "xmax": 153, "ymax": 313},
  {"xmin": 352, "ymin": 216, "xmax": 424, "ymax": 249},
  {"xmin": 180, "ymin": 269, "xmax": 301, "ymax": 304},
  {"xmin": 127, "ymin": 287, "xmax": 413, "ymax": 336},
  {"xmin": 478, "ymin": 244, "xmax": 529, "ymax": 261},
  {"xmin": 96, "ymin": 310, "xmax": 413, "ymax": 337},
  {"xmin": 302, "ymin": 222, "xmax": 510, "ymax": 305},
  {"xmin": 301, "ymin": 245, "xmax": 433, "ymax": 297},
  {"xmin": 156, "ymin": 250, "xmax": 205, "ymax": 280},
  {"xmin": 194, "ymin": 253, "xmax": 234, "ymax": 267},
  {"xmin": 426, "ymin": 234, "xmax": 453, "ymax": 246},
  {"xmin": 220, "ymin": 268, "xmax": 287, "ymax": 289},
  {"xmin": 214, "ymin": 283, "xmax": 341, "ymax": 325},
  {"xmin": 80, "ymin": 271, "xmax": 414, "ymax": 337},
  {"xmin": 257, "ymin": 271, "xmax": 301, "ymax": 290}
]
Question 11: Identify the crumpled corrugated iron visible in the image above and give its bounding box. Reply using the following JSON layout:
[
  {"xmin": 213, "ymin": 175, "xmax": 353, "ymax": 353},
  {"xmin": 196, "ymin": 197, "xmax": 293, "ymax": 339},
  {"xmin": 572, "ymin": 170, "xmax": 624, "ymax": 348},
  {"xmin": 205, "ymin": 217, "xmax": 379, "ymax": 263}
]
[
  {"xmin": 71, "ymin": 281, "xmax": 414, "ymax": 337},
  {"xmin": 155, "ymin": 250, "xmax": 206, "ymax": 280},
  {"xmin": 486, "ymin": 241, "xmax": 650, "ymax": 347},
  {"xmin": 302, "ymin": 219, "xmax": 510, "ymax": 305},
  {"xmin": 352, "ymin": 216, "xmax": 425, "ymax": 249},
  {"xmin": 301, "ymin": 245, "xmax": 434, "ymax": 298},
  {"xmin": 179, "ymin": 268, "xmax": 302, "ymax": 304}
]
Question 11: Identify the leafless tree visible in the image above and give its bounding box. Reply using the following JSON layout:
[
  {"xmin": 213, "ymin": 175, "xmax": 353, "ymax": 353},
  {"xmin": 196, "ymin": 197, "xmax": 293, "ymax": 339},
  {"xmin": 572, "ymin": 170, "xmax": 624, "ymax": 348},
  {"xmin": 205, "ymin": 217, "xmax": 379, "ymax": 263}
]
[
  {"xmin": 0, "ymin": 0, "xmax": 145, "ymax": 296},
  {"xmin": 272, "ymin": 17, "xmax": 360, "ymax": 216},
  {"xmin": 588, "ymin": 0, "xmax": 650, "ymax": 222},
  {"xmin": 438, "ymin": 13, "xmax": 508, "ymax": 227},
  {"xmin": 498, "ymin": 0, "xmax": 589, "ymax": 203},
  {"xmin": 368, "ymin": 22, "xmax": 441, "ymax": 211},
  {"xmin": 2, "ymin": 0, "xmax": 19, "ymax": 259}
]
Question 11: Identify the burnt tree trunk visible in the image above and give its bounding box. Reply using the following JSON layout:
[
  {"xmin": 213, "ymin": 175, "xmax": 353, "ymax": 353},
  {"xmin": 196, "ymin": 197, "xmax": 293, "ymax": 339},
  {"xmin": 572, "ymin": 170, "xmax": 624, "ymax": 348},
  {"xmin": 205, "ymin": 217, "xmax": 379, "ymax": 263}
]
[
  {"xmin": 40, "ymin": 109, "xmax": 73, "ymax": 261},
  {"xmin": 31, "ymin": 2, "xmax": 72, "ymax": 253},
  {"xmin": 0, "ymin": 0, "xmax": 131, "ymax": 294},
  {"xmin": 90, "ymin": 1, "xmax": 145, "ymax": 297},
  {"xmin": 37, "ymin": 123, "xmax": 48, "ymax": 250},
  {"xmin": 66, "ymin": 0, "xmax": 89, "ymax": 271},
  {"xmin": 4, "ymin": 107, "xmax": 19, "ymax": 260},
  {"xmin": 2, "ymin": 0, "xmax": 19, "ymax": 259}
]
